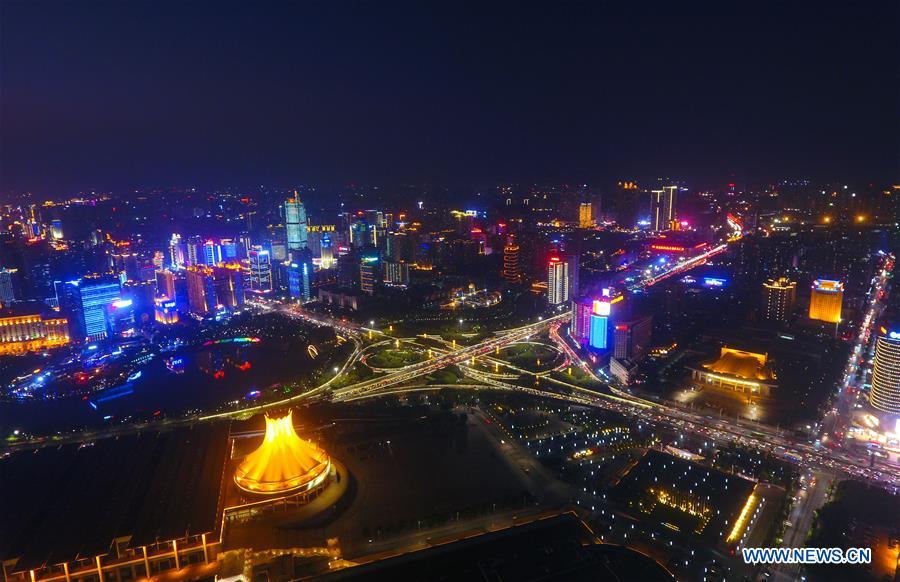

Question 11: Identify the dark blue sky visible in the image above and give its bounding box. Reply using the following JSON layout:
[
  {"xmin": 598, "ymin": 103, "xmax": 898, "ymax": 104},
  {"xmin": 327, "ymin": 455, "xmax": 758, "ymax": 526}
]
[{"xmin": 1, "ymin": 1, "xmax": 897, "ymax": 194}]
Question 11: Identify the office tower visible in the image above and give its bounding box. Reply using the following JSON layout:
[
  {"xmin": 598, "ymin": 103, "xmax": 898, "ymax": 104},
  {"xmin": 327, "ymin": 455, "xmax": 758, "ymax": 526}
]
[
  {"xmin": 186, "ymin": 238, "xmax": 202, "ymax": 266},
  {"xmin": 650, "ymin": 186, "xmax": 676, "ymax": 231},
  {"xmin": 547, "ymin": 257, "xmax": 569, "ymax": 305},
  {"xmin": 65, "ymin": 277, "xmax": 121, "ymax": 340},
  {"xmin": 570, "ymin": 297, "xmax": 594, "ymax": 344},
  {"xmin": 809, "ymin": 279, "xmax": 843, "ymax": 323},
  {"xmin": 360, "ymin": 254, "xmax": 380, "ymax": 295},
  {"xmin": 50, "ymin": 219, "xmax": 63, "ymax": 240},
  {"xmin": 565, "ymin": 254, "xmax": 580, "ymax": 299},
  {"xmin": 589, "ymin": 298, "xmax": 611, "ymax": 350},
  {"xmin": 502, "ymin": 240, "xmax": 522, "ymax": 283},
  {"xmin": 613, "ymin": 315, "xmax": 653, "ymax": 360},
  {"xmin": 248, "ymin": 248, "xmax": 273, "ymax": 291},
  {"xmin": 0, "ymin": 268, "xmax": 17, "ymax": 306},
  {"xmin": 212, "ymin": 264, "xmax": 244, "ymax": 308},
  {"xmin": 285, "ymin": 196, "xmax": 308, "ymax": 252},
  {"xmin": 870, "ymin": 328, "xmax": 900, "ymax": 415},
  {"xmin": 203, "ymin": 240, "xmax": 223, "ymax": 266},
  {"xmin": 762, "ymin": 277, "xmax": 797, "ymax": 323},
  {"xmin": 384, "ymin": 261, "xmax": 410, "ymax": 286},
  {"xmin": 186, "ymin": 266, "xmax": 217, "ymax": 315},
  {"xmin": 578, "ymin": 202, "xmax": 594, "ymax": 228},
  {"xmin": 287, "ymin": 261, "xmax": 312, "ymax": 301},
  {"xmin": 320, "ymin": 234, "xmax": 335, "ymax": 269},
  {"xmin": 168, "ymin": 234, "xmax": 184, "ymax": 268},
  {"xmin": 156, "ymin": 270, "xmax": 176, "ymax": 300},
  {"xmin": 122, "ymin": 280, "xmax": 155, "ymax": 324}
]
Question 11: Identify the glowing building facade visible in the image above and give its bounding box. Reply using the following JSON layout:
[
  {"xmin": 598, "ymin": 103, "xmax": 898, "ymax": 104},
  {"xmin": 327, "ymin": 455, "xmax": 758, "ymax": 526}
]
[
  {"xmin": 870, "ymin": 329, "xmax": 900, "ymax": 415},
  {"xmin": 284, "ymin": 196, "xmax": 308, "ymax": 253},
  {"xmin": 578, "ymin": 202, "xmax": 594, "ymax": 228},
  {"xmin": 502, "ymin": 240, "xmax": 521, "ymax": 283},
  {"xmin": 808, "ymin": 279, "xmax": 843, "ymax": 323},
  {"xmin": 0, "ymin": 311, "xmax": 69, "ymax": 355},
  {"xmin": 547, "ymin": 257, "xmax": 569, "ymax": 305},
  {"xmin": 234, "ymin": 411, "xmax": 332, "ymax": 496},
  {"xmin": 762, "ymin": 277, "xmax": 796, "ymax": 323},
  {"xmin": 650, "ymin": 186, "xmax": 676, "ymax": 232},
  {"xmin": 689, "ymin": 347, "xmax": 777, "ymax": 397}
]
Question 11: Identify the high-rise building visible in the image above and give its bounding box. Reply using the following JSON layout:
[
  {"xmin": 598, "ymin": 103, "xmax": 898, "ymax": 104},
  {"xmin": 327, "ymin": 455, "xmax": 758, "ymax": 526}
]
[
  {"xmin": 384, "ymin": 261, "xmax": 410, "ymax": 286},
  {"xmin": 50, "ymin": 219, "xmax": 63, "ymax": 240},
  {"xmin": 64, "ymin": 277, "xmax": 121, "ymax": 340},
  {"xmin": 122, "ymin": 280, "xmax": 156, "ymax": 325},
  {"xmin": 589, "ymin": 297, "xmax": 612, "ymax": 350},
  {"xmin": 502, "ymin": 240, "xmax": 522, "ymax": 283},
  {"xmin": 762, "ymin": 277, "xmax": 797, "ymax": 323},
  {"xmin": 360, "ymin": 254, "xmax": 380, "ymax": 295},
  {"xmin": 565, "ymin": 254, "xmax": 580, "ymax": 300},
  {"xmin": 156, "ymin": 270, "xmax": 176, "ymax": 300},
  {"xmin": 186, "ymin": 266, "xmax": 216, "ymax": 315},
  {"xmin": 320, "ymin": 234, "xmax": 335, "ymax": 269},
  {"xmin": 213, "ymin": 264, "xmax": 244, "ymax": 308},
  {"xmin": 547, "ymin": 257, "xmax": 569, "ymax": 305},
  {"xmin": 248, "ymin": 248, "xmax": 273, "ymax": 292},
  {"xmin": 203, "ymin": 241, "xmax": 223, "ymax": 266},
  {"xmin": 650, "ymin": 186, "xmax": 676, "ymax": 232},
  {"xmin": 613, "ymin": 315, "xmax": 653, "ymax": 360},
  {"xmin": 285, "ymin": 196, "xmax": 308, "ymax": 252},
  {"xmin": 870, "ymin": 328, "xmax": 900, "ymax": 415},
  {"xmin": 570, "ymin": 297, "xmax": 594, "ymax": 344},
  {"xmin": 578, "ymin": 202, "xmax": 594, "ymax": 228},
  {"xmin": 168, "ymin": 234, "xmax": 184, "ymax": 268},
  {"xmin": 808, "ymin": 279, "xmax": 843, "ymax": 323},
  {"xmin": 0, "ymin": 268, "xmax": 17, "ymax": 306}
]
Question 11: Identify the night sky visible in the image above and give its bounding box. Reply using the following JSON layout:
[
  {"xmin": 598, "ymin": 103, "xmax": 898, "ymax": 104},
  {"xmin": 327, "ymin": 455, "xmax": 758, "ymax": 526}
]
[{"xmin": 1, "ymin": 1, "xmax": 897, "ymax": 193}]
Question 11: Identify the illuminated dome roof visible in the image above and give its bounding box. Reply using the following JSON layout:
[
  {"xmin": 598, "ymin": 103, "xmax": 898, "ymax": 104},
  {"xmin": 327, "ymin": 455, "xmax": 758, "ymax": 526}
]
[{"xmin": 234, "ymin": 411, "xmax": 331, "ymax": 495}]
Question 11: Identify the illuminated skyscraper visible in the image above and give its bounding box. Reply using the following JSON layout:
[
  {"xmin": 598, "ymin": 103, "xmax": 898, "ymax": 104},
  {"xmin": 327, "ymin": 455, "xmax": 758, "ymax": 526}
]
[
  {"xmin": 359, "ymin": 254, "xmax": 380, "ymax": 295},
  {"xmin": 248, "ymin": 249, "xmax": 273, "ymax": 291},
  {"xmin": 320, "ymin": 234, "xmax": 335, "ymax": 269},
  {"xmin": 64, "ymin": 277, "xmax": 121, "ymax": 340},
  {"xmin": 0, "ymin": 268, "xmax": 17, "ymax": 306},
  {"xmin": 547, "ymin": 257, "xmax": 569, "ymax": 305},
  {"xmin": 186, "ymin": 266, "xmax": 216, "ymax": 315},
  {"xmin": 570, "ymin": 297, "xmax": 594, "ymax": 344},
  {"xmin": 808, "ymin": 279, "xmax": 843, "ymax": 323},
  {"xmin": 762, "ymin": 277, "xmax": 797, "ymax": 323},
  {"xmin": 870, "ymin": 328, "xmax": 900, "ymax": 415},
  {"xmin": 213, "ymin": 264, "xmax": 245, "ymax": 308},
  {"xmin": 565, "ymin": 254, "xmax": 580, "ymax": 299},
  {"xmin": 155, "ymin": 270, "xmax": 176, "ymax": 300},
  {"xmin": 578, "ymin": 202, "xmax": 594, "ymax": 228},
  {"xmin": 613, "ymin": 315, "xmax": 652, "ymax": 360},
  {"xmin": 384, "ymin": 260, "xmax": 410, "ymax": 286},
  {"xmin": 285, "ymin": 196, "xmax": 308, "ymax": 253},
  {"xmin": 650, "ymin": 186, "xmax": 676, "ymax": 232}
]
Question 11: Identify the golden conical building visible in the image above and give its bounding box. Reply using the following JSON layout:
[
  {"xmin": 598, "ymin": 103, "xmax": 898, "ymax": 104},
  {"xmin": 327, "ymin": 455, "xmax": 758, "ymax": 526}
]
[{"xmin": 234, "ymin": 411, "xmax": 332, "ymax": 495}]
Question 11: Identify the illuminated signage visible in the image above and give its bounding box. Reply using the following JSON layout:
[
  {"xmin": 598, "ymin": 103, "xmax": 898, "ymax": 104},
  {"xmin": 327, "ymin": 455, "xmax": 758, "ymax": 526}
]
[
  {"xmin": 650, "ymin": 244, "xmax": 687, "ymax": 252},
  {"xmin": 592, "ymin": 299, "xmax": 611, "ymax": 316},
  {"xmin": 702, "ymin": 277, "xmax": 727, "ymax": 287},
  {"xmin": 111, "ymin": 299, "xmax": 133, "ymax": 309}
]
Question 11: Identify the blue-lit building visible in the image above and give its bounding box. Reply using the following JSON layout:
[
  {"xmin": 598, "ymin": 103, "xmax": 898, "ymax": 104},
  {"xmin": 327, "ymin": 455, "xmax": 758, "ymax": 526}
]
[
  {"xmin": 590, "ymin": 313, "xmax": 608, "ymax": 349},
  {"xmin": 63, "ymin": 277, "xmax": 122, "ymax": 340},
  {"xmin": 288, "ymin": 261, "xmax": 312, "ymax": 301}
]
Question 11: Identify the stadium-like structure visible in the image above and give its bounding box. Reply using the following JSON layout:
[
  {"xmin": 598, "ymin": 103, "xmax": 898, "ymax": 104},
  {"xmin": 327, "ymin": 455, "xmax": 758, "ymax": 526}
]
[{"xmin": 234, "ymin": 411, "xmax": 332, "ymax": 495}]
